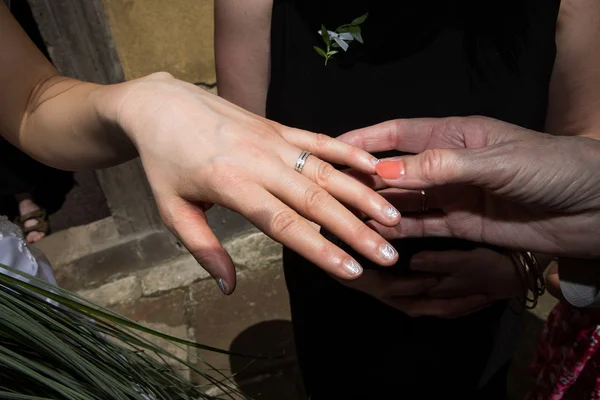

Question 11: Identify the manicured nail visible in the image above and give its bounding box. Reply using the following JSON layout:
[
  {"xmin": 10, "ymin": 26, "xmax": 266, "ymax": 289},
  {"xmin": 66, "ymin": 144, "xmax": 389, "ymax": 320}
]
[
  {"xmin": 379, "ymin": 244, "xmax": 397, "ymax": 261},
  {"xmin": 343, "ymin": 259, "xmax": 363, "ymax": 276},
  {"xmin": 376, "ymin": 161, "xmax": 405, "ymax": 179},
  {"xmin": 216, "ymin": 278, "xmax": 230, "ymax": 295},
  {"xmin": 384, "ymin": 205, "xmax": 400, "ymax": 220}
]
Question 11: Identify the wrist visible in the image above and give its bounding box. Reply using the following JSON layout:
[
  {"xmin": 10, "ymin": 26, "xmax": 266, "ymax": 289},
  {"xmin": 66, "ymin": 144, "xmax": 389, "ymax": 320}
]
[
  {"xmin": 91, "ymin": 80, "xmax": 139, "ymax": 146},
  {"xmin": 98, "ymin": 72, "xmax": 189, "ymax": 150}
]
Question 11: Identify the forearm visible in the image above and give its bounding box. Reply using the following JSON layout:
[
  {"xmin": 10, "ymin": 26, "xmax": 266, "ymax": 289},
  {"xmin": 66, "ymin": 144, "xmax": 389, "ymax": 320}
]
[
  {"xmin": 15, "ymin": 76, "xmax": 135, "ymax": 171},
  {"xmin": 0, "ymin": 3, "xmax": 134, "ymax": 171},
  {"xmin": 546, "ymin": 0, "xmax": 600, "ymax": 138},
  {"xmin": 214, "ymin": 0, "xmax": 272, "ymax": 116}
]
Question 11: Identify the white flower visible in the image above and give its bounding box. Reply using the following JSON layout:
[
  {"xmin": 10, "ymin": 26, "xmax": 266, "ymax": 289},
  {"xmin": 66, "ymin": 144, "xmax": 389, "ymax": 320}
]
[{"xmin": 318, "ymin": 30, "xmax": 355, "ymax": 52}]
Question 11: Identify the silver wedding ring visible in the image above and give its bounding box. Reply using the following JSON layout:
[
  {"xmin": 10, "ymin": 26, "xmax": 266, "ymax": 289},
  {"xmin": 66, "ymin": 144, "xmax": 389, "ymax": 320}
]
[{"xmin": 294, "ymin": 151, "xmax": 311, "ymax": 173}]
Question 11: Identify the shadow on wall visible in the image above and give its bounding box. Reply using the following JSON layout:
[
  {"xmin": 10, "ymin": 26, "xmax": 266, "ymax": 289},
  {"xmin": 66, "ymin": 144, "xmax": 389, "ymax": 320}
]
[{"xmin": 229, "ymin": 320, "xmax": 307, "ymax": 400}]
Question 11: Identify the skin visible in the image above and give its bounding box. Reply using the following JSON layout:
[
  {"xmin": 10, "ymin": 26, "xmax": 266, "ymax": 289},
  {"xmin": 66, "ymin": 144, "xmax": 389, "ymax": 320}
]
[
  {"xmin": 341, "ymin": 116, "xmax": 600, "ymax": 258},
  {"xmin": 215, "ymin": 0, "xmax": 600, "ymax": 314},
  {"xmin": 0, "ymin": 3, "xmax": 402, "ymax": 295}
]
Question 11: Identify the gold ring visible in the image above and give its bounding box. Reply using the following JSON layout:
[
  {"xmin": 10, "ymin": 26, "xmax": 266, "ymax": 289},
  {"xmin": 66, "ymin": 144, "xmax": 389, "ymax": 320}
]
[{"xmin": 420, "ymin": 190, "xmax": 428, "ymax": 213}]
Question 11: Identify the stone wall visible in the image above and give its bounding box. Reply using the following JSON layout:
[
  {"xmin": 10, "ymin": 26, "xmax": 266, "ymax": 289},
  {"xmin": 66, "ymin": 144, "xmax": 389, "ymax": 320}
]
[{"xmin": 102, "ymin": 0, "xmax": 216, "ymax": 85}]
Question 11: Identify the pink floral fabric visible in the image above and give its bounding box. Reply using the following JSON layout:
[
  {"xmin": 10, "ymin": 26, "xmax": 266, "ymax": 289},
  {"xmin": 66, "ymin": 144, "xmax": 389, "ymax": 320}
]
[{"xmin": 526, "ymin": 301, "xmax": 600, "ymax": 400}]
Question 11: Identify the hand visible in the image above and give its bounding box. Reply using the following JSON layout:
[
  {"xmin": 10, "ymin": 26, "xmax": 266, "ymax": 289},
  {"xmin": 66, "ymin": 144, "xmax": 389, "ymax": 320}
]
[
  {"xmin": 338, "ymin": 116, "xmax": 600, "ymax": 258},
  {"xmin": 105, "ymin": 73, "xmax": 400, "ymax": 293},
  {"xmin": 338, "ymin": 248, "xmax": 518, "ymax": 318},
  {"xmin": 411, "ymin": 248, "xmax": 521, "ymax": 306}
]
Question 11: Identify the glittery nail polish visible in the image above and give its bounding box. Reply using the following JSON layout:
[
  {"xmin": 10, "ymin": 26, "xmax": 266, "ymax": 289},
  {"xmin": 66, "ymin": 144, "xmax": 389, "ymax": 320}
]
[
  {"xmin": 379, "ymin": 244, "xmax": 397, "ymax": 261},
  {"xmin": 343, "ymin": 259, "xmax": 363, "ymax": 276},
  {"xmin": 216, "ymin": 278, "xmax": 229, "ymax": 295},
  {"xmin": 384, "ymin": 206, "xmax": 400, "ymax": 220}
]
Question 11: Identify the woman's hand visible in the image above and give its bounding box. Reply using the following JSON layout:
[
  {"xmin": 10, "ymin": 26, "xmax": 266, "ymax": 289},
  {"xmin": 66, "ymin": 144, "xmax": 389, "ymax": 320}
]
[
  {"xmin": 338, "ymin": 116, "xmax": 600, "ymax": 258},
  {"xmin": 101, "ymin": 73, "xmax": 400, "ymax": 293},
  {"xmin": 338, "ymin": 248, "xmax": 518, "ymax": 318}
]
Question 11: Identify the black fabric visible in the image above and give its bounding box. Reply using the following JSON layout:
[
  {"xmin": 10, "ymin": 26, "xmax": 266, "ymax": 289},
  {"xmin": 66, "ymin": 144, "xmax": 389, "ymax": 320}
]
[{"xmin": 266, "ymin": 1, "xmax": 560, "ymax": 398}]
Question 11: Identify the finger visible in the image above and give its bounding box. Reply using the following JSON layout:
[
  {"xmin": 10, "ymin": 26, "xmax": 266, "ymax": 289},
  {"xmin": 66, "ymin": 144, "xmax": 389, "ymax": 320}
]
[
  {"xmin": 367, "ymin": 212, "xmax": 458, "ymax": 241},
  {"xmin": 375, "ymin": 149, "xmax": 478, "ymax": 188},
  {"xmin": 341, "ymin": 169, "xmax": 387, "ymax": 191},
  {"xmin": 387, "ymin": 295, "xmax": 489, "ymax": 318},
  {"xmin": 280, "ymin": 128, "xmax": 380, "ymax": 174},
  {"xmin": 378, "ymin": 188, "xmax": 430, "ymax": 213},
  {"xmin": 228, "ymin": 185, "xmax": 366, "ymax": 279},
  {"xmin": 337, "ymin": 116, "xmax": 515, "ymax": 154},
  {"xmin": 410, "ymin": 250, "xmax": 471, "ymax": 274},
  {"xmin": 338, "ymin": 270, "xmax": 438, "ymax": 297},
  {"xmin": 382, "ymin": 274, "xmax": 439, "ymax": 297},
  {"xmin": 341, "ymin": 156, "xmax": 405, "ymax": 190},
  {"xmin": 298, "ymin": 156, "xmax": 401, "ymax": 226},
  {"xmin": 337, "ymin": 118, "xmax": 448, "ymax": 153},
  {"xmin": 344, "ymin": 189, "xmax": 423, "ymax": 222},
  {"xmin": 266, "ymin": 163, "xmax": 399, "ymax": 266},
  {"xmin": 160, "ymin": 198, "xmax": 236, "ymax": 295}
]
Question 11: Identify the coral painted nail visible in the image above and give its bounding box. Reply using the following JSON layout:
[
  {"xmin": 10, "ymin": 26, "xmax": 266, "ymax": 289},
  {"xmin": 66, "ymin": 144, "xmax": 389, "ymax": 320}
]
[{"xmin": 376, "ymin": 161, "xmax": 405, "ymax": 179}]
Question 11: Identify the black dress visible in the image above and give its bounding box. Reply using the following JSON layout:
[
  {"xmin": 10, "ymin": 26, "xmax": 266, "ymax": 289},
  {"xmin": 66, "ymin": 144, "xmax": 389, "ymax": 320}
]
[{"xmin": 266, "ymin": 1, "xmax": 560, "ymax": 398}]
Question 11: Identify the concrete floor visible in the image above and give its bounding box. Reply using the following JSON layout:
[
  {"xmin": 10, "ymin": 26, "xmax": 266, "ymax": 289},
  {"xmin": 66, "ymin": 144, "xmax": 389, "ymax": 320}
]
[{"xmin": 41, "ymin": 227, "xmax": 557, "ymax": 400}]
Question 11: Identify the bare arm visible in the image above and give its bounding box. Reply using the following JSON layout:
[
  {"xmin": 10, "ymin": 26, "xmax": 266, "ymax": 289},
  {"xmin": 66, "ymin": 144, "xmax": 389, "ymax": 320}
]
[
  {"xmin": 0, "ymin": 2, "xmax": 404, "ymax": 292},
  {"xmin": 546, "ymin": 0, "xmax": 600, "ymax": 138},
  {"xmin": 214, "ymin": 0, "xmax": 273, "ymax": 116},
  {"xmin": 0, "ymin": 3, "xmax": 135, "ymax": 170}
]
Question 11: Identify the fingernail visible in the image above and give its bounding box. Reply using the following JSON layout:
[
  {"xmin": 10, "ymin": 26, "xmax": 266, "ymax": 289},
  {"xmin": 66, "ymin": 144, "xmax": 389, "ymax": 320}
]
[
  {"xmin": 343, "ymin": 259, "xmax": 363, "ymax": 276},
  {"xmin": 379, "ymin": 243, "xmax": 397, "ymax": 261},
  {"xmin": 216, "ymin": 278, "xmax": 230, "ymax": 295},
  {"xmin": 384, "ymin": 205, "xmax": 400, "ymax": 220},
  {"xmin": 371, "ymin": 157, "xmax": 381, "ymax": 165},
  {"xmin": 376, "ymin": 161, "xmax": 405, "ymax": 179}
]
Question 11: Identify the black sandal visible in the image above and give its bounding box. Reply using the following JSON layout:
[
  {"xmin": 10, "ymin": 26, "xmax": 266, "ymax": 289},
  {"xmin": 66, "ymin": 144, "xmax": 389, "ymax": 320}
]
[{"xmin": 15, "ymin": 208, "xmax": 49, "ymax": 242}]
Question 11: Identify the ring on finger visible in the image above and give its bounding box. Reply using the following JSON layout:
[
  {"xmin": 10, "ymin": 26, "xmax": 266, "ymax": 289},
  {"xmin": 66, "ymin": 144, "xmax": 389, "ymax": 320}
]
[
  {"xmin": 294, "ymin": 150, "xmax": 311, "ymax": 173},
  {"xmin": 420, "ymin": 190, "xmax": 429, "ymax": 213}
]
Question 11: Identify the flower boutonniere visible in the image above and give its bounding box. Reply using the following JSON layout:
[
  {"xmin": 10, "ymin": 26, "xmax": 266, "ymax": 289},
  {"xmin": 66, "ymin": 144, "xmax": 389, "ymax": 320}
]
[{"xmin": 314, "ymin": 12, "xmax": 368, "ymax": 66}]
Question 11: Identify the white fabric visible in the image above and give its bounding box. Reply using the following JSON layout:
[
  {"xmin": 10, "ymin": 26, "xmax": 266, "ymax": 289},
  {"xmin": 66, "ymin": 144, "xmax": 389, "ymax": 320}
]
[{"xmin": 0, "ymin": 215, "xmax": 57, "ymax": 284}]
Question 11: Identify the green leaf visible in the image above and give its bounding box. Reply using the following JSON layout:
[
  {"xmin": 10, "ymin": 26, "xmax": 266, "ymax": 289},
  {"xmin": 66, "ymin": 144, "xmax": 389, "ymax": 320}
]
[
  {"xmin": 313, "ymin": 46, "xmax": 327, "ymax": 58},
  {"xmin": 351, "ymin": 31, "xmax": 364, "ymax": 44},
  {"xmin": 0, "ymin": 264, "xmax": 263, "ymax": 399},
  {"xmin": 328, "ymin": 50, "xmax": 339, "ymax": 55},
  {"xmin": 351, "ymin": 12, "xmax": 369, "ymax": 25},
  {"xmin": 321, "ymin": 24, "xmax": 330, "ymax": 46}
]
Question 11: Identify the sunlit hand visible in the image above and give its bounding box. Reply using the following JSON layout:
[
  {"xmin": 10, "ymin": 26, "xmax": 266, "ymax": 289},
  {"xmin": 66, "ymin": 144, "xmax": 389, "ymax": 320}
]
[{"xmin": 112, "ymin": 73, "xmax": 401, "ymax": 293}]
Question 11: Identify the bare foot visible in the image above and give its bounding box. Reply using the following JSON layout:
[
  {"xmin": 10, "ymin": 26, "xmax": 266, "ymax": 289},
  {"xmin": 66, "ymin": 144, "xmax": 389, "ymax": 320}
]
[{"xmin": 17, "ymin": 197, "xmax": 47, "ymax": 243}]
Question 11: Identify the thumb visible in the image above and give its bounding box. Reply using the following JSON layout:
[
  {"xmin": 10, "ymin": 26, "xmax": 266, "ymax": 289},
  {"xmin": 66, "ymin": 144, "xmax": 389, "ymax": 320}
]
[
  {"xmin": 159, "ymin": 198, "xmax": 236, "ymax": 295},
  {"xmin": 375, "ymin": 148, "xmax": 485, "ymax": 189}
]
